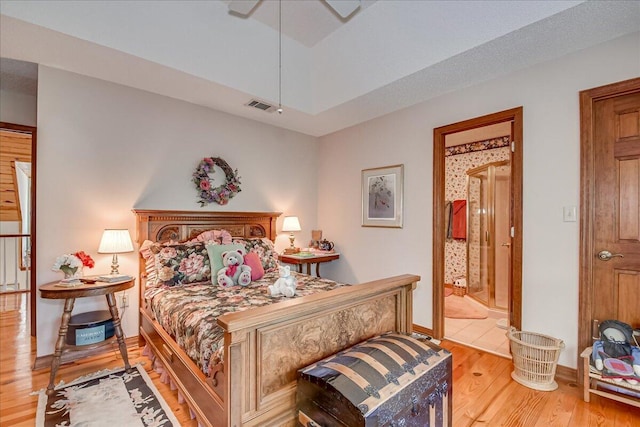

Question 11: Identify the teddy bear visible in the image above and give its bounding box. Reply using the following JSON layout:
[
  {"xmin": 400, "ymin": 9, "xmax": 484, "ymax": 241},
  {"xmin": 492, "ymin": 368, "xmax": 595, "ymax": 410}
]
[
  {"xmin": 217, "ymin": 249, "xmax": 252, "ymax": 288},
  {"xmin": 268, "ymin": 265, "xmax": 297, "ymax": 297}
]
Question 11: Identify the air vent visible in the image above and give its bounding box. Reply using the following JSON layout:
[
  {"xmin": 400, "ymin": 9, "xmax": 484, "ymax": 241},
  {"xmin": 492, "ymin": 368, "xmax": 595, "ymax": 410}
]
[{"xmin": 245, "ymin": 99, "xmax": 276, "ymax": 113}]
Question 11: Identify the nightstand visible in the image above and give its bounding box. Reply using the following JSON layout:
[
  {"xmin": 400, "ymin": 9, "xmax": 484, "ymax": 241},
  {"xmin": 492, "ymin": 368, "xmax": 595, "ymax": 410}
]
[
  {"xmin": 277, "ymin": 253, "xmax": 339, "ymax": 278},
  {"xmin": 39, "ymin": 277, "xmax": 134, "ymax": 394}
]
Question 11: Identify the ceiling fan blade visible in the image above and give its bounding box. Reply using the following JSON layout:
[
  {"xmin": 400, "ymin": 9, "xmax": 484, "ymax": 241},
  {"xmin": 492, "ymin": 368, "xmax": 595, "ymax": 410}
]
[
  {"xmin": 325, "ymin": 0, "xmax": 361, "ymax": 19},
  {"xmin": 228, "ymin": 0, "xmax": 261, "ymax": 16}
]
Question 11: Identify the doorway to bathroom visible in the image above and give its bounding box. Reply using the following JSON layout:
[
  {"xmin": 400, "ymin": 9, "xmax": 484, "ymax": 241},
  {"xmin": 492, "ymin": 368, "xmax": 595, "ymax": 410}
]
[{"xmin": 432, "ymin": 107, "xmax": 523, "ymax": 357}]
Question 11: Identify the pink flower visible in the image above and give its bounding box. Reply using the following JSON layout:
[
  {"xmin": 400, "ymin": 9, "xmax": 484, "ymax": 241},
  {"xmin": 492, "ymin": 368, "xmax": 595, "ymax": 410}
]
[
  {"xmin": 179, "ymin": 253, "xmax": 205, "ymax": 277},
  {"xmin": 205, "ymin": 158, "xmax": 214, "ymax": 165},
  {"xmin": 159, "ymin": 247, "xmax": 177, "ymax": 260},
  {"xmin": 200, "ymin": 180, "xmax": 211, "ymax": 190}
]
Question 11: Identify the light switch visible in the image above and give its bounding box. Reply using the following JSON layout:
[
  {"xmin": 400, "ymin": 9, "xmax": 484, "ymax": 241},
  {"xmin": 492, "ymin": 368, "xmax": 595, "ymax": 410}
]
[{"xmin": 563, "ymin": 206, "xmax": 577, "ymax": 222}]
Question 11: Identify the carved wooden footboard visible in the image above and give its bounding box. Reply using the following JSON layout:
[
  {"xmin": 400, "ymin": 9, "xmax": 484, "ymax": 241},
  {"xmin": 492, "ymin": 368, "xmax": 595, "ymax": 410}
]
[
  {"xmin": 134, "ymin": 210, "xmax": 419, "ymax": 426},
  {"xmin": 220, "ymin": 273, "xmax": 418, "ymax": 426},
  {"xmin": 141, "ymin": 274, "xmax": 418, "ymax": 426}
]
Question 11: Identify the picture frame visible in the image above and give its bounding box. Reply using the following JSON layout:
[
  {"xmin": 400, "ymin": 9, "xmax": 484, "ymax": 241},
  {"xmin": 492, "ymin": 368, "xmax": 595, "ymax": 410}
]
[{"xmin": 361, "ymin": 164, "xmax": 404, "ymax": 228}]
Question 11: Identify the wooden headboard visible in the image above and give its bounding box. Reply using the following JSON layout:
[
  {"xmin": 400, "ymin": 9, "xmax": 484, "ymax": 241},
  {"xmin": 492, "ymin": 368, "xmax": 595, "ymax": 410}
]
[{"xmin": 132, "ymin": 209, "xmax": 281, "ymax": 244}]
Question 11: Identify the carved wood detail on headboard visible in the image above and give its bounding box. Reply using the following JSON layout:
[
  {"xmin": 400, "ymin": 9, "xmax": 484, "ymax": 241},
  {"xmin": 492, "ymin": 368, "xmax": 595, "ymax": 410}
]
[{"xmin": 133, "ymin": 210, "xmax": 281, "ymax": 244}]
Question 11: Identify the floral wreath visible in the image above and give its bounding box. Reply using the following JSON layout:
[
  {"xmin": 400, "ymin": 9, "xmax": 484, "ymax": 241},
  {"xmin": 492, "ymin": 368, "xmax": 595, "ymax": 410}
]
[{"xmin": 192, "ymin": 157, "xmax": 241, "ymax": 206}]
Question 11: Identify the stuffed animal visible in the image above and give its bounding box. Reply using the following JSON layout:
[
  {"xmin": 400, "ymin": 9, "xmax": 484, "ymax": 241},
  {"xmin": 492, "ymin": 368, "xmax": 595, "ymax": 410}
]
[
  {"xmin": 591, "ymin": 319, "xmax": 640, "ymax": 385},
  {"xmin": 268, "ymin": 265, "xmax": 297, "ymax": 297},
  {"xmin": 217, "ymin": 249, "xmax": 252, "ymax": 288}
]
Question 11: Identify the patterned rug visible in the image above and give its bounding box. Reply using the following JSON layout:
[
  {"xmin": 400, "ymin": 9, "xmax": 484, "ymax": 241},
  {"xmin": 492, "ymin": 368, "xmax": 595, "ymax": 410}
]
[{"xmin": 35, "ymin": 364, "xmax": 179, "ymax": 427}]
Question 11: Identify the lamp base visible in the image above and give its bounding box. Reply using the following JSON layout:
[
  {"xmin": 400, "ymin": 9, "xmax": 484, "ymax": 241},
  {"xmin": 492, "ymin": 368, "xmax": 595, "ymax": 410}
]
[
  {"xmin": 283, "ymin": 247, "xmax": 300, "ymax": 254},
  {"xmin": 110, "ymin": 253, "xmax": 120, "ymax": 275}
]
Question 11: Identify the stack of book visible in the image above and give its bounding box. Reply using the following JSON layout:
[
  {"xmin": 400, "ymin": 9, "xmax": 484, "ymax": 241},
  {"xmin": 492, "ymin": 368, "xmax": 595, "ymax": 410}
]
[{"xmin": 97, "ymin": 274, "xmax": 133, "ymax": 283}]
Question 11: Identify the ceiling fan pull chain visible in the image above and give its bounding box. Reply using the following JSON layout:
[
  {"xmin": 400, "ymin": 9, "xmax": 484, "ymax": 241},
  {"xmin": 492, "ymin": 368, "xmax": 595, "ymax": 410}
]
[{"xmin": 277, "ymin": 0, "xmax": 283, "ymax": 114}]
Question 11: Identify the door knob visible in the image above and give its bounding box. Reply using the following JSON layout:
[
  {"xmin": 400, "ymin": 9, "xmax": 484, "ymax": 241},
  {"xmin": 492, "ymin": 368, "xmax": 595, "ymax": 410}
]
[
  {"xmin": 597, "ymin": 250, "xmax": 624, "ymax": 261},
  {"xmin": 501, "ymin": 243, "xmax": 511, "ymax": 247}
]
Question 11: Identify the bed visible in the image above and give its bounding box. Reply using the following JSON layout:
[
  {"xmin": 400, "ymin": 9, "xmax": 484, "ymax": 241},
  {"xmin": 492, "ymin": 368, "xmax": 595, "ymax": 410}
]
[{"xmin": 134, "ymin": 209, "xmax": 420, "ymax": 427}]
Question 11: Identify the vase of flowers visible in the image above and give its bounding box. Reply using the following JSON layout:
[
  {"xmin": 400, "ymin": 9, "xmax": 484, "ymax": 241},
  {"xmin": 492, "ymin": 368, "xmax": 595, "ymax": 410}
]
[{"xmin": 52, "ymin": 251, "xmax": 95, "ymax": 280}]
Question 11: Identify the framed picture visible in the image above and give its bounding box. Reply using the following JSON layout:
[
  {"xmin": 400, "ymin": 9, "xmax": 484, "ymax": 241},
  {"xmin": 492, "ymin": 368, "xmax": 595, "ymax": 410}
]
[{"xmin": 361, "ymin": 164, "xmax": 404, "ymax": 228}]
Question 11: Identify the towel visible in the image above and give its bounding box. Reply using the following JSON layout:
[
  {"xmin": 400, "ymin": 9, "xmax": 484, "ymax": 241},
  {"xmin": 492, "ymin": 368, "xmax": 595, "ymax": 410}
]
[
  {"xmin": 445, "ymin": 201, "xmax": 453, "ymax": 239},
  {"xmin": 452, "ymin": 199, "xmax": 467, "ymax": 239}
]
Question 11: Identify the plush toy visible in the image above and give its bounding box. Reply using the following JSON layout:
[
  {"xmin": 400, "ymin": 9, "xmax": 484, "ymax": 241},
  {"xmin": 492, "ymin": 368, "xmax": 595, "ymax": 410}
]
[
  {"xmin": 591, "ymin": 319, "xmax": 640, "ymax": 385},
  {"xmin": 217, "ymin": 249, "xmax": 252, "ymax": 288},
  {"xmin": 268, "ymin": 265, "xmax": 297, "ymax": 298}
]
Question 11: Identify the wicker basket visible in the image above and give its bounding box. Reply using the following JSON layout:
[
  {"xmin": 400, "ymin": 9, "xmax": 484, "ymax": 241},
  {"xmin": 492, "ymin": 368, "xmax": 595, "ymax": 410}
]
[
  {"xmin": 507, "ymin": 327, "xmax": 564, "ymax": 391},
  {"xmin": 452, "ymin": 285, "xmax": 466, "ymax": 296}
]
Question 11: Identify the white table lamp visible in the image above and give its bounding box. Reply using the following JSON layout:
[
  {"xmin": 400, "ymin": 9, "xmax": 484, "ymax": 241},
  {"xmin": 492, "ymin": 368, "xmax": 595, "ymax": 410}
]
[
  {"xmin": 98, "ymin": 229, "xmax": 134, "ymax": 275},
  {"xmin": 282, "ymin": 216, "xmax": 301, "ymax": 254}
]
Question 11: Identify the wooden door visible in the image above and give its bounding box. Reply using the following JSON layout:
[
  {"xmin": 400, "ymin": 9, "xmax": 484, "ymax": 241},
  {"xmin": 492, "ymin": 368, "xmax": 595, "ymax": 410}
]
[{"xmin": 579, "ymin": 78, "xmax": 640, "ymax": 381}]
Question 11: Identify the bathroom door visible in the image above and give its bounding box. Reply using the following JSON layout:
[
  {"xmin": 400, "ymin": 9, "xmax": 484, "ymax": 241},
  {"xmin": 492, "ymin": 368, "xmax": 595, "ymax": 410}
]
[{"xmin": 579, "ymin": 79, "xmax": 640, "ymax": 378}]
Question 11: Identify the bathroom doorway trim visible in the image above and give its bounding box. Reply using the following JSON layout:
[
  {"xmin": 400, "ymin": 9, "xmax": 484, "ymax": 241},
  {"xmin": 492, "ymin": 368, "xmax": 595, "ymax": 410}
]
[{"xmin": 432, "ymin": 107, "xmax": 523, "ymax": 340}]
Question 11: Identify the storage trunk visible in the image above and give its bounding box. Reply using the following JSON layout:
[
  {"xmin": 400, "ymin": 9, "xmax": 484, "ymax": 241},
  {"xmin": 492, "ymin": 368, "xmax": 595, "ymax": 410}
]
[{"xmin": 297, "ymin": 333, "xmax": 452, "ymax": 427}]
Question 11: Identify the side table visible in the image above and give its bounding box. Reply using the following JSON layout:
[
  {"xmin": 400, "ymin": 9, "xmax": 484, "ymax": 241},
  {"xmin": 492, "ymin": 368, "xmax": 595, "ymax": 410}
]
[
  {"xmin": 277, "ymin": 253, "xmax": 340, "ymax": 278},
  {"xmin": 39, "ymin": 277, "xmax": 135, "ymax": 394}
]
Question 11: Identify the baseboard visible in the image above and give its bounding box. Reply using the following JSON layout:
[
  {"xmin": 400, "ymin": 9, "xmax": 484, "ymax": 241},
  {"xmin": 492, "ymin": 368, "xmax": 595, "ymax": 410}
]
[
  {"xmin": 32, "ymin": 336, "xmax": 139, "ymax": 370},
  {"xmin": 555, "ymin": 363, "xmax": 577, "ymax": 383},
  {"xmin": 413, "ymin": 324, "xmax": 434, "ymax": 337}
]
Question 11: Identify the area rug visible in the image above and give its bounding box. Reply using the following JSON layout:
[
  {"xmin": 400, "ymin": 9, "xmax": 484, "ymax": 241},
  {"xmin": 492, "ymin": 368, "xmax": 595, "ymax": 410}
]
[
  {"xmin": 445, "ymin": 295, "xmax": 488, "ymax": 319},
  {"xmin": 35, "ymin": 364, "xmax": 179, "ymax": 427}
]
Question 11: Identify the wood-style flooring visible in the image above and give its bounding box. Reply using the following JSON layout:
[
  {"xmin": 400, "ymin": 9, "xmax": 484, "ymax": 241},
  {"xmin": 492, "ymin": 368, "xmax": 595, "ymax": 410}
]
[{"xmin": 1, "ymin": 293, "xmax": 639, "ymax": 426}]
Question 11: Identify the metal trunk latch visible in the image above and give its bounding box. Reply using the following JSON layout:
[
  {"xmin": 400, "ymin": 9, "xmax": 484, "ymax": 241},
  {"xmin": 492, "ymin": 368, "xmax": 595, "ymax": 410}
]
[{"xmin": 411, "ymin": 395, "xmax": 420, "ymax": 416}]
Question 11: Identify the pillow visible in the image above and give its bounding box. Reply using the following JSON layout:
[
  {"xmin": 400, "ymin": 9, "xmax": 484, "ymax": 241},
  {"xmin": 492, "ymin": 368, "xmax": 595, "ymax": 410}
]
[
  {"xmin": 188, "ymin": 229, "xmax": 232, "ymax": 245},
  {"xmin": 243, "ymin": 252, "xmax": 265, "ymax": 281},
  {"xmin": 140, "ymin": 240, "xmax": 160, "ymax": 287},
  {"xmin": 142, "ymin": 241, "xmax": 211, "ymax": 287},
  {"xmin": 206, "ymin": 243, "xmax": 246, "ymax": 279},
  {"xmin": 232, "ymin": 238, "xmax": 279, "ymax": 273}
]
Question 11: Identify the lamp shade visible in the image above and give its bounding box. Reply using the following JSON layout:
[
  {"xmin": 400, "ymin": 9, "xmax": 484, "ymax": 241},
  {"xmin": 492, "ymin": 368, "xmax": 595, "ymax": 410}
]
[
  {"xmin": 282, "ymin": 216, "xmax": 301, "ymax": 232},
  {"xmin": 98, "ymin": 229, "xmax": 134, "ymax": 254}
]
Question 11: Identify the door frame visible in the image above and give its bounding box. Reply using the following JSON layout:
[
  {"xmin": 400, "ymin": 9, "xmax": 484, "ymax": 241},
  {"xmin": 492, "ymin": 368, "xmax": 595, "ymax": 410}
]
[
  {"xmin": 578, "ymin": 77, "xmax": 640, "ymax": 382},
  {"xmin": 432, "ymin": 107, "xmax": 523, "ymax": 340},
  {"xmin": 0, "ymin": 122, "xmax": 37, "ymax": 337}
]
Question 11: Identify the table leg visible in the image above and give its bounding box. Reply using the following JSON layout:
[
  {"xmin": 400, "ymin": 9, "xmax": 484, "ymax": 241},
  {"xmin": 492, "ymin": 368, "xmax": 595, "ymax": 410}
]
[
  {"xmin": 106, "ymin": 293, "xmax": 131, "ymax": 371},
  {"xmin": 316, "ymin": 263, "xmax": 321, "ymax": 278},
  {"xmin": 306, "ymin": 264, "xmax": 311, "ymax": 275},
  {"xmin": 47, "ymin": 298, "xmax": 75, "ymax": 395},
  {"xmin": 297, "ymin": 265, "xmax": 302, "ymax": 274}
]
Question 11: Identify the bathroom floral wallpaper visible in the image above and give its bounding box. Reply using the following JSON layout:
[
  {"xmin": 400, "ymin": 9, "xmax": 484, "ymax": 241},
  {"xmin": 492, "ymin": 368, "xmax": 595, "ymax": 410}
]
[{"xmin": 444, "ymin": 137, "xmax": 510, "ymax": 283}]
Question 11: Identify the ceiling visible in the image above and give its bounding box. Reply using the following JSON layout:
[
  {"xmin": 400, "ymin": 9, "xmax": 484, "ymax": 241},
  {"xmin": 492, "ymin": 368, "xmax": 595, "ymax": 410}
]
[{"xmin": 0, "ymin": 1, "xmax": 638, "ymax": 137}]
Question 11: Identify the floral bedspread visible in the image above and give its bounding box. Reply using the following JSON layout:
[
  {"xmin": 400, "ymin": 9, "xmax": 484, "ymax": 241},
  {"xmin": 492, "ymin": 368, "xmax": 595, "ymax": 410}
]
[{"xmin": 145, "ymin": 271, "xmax": 346, "ymax": 375}]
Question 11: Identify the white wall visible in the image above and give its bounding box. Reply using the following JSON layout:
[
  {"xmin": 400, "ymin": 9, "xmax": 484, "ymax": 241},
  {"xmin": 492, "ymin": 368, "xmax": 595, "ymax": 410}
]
[
  {"xmin": 317, "ymin": 32, "xmax": 640, "ymax": 368},
  {"xmin": 0, "ymin": 89, "xmax": 37, "ymax": 126},
  {"xmin": 35, "ymin": 66, "xmax": 319, "ymax": 356}
]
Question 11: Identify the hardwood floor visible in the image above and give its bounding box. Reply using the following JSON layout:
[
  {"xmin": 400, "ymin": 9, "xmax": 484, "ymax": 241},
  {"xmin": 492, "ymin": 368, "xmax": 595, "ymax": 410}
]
[
  {"xmin": 0, "ymin": 293, "xmax": 197, "ymax": 427},
  {"xmin": 1, "ymin": 293, "xmax": 638, "ymax": 426}
]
